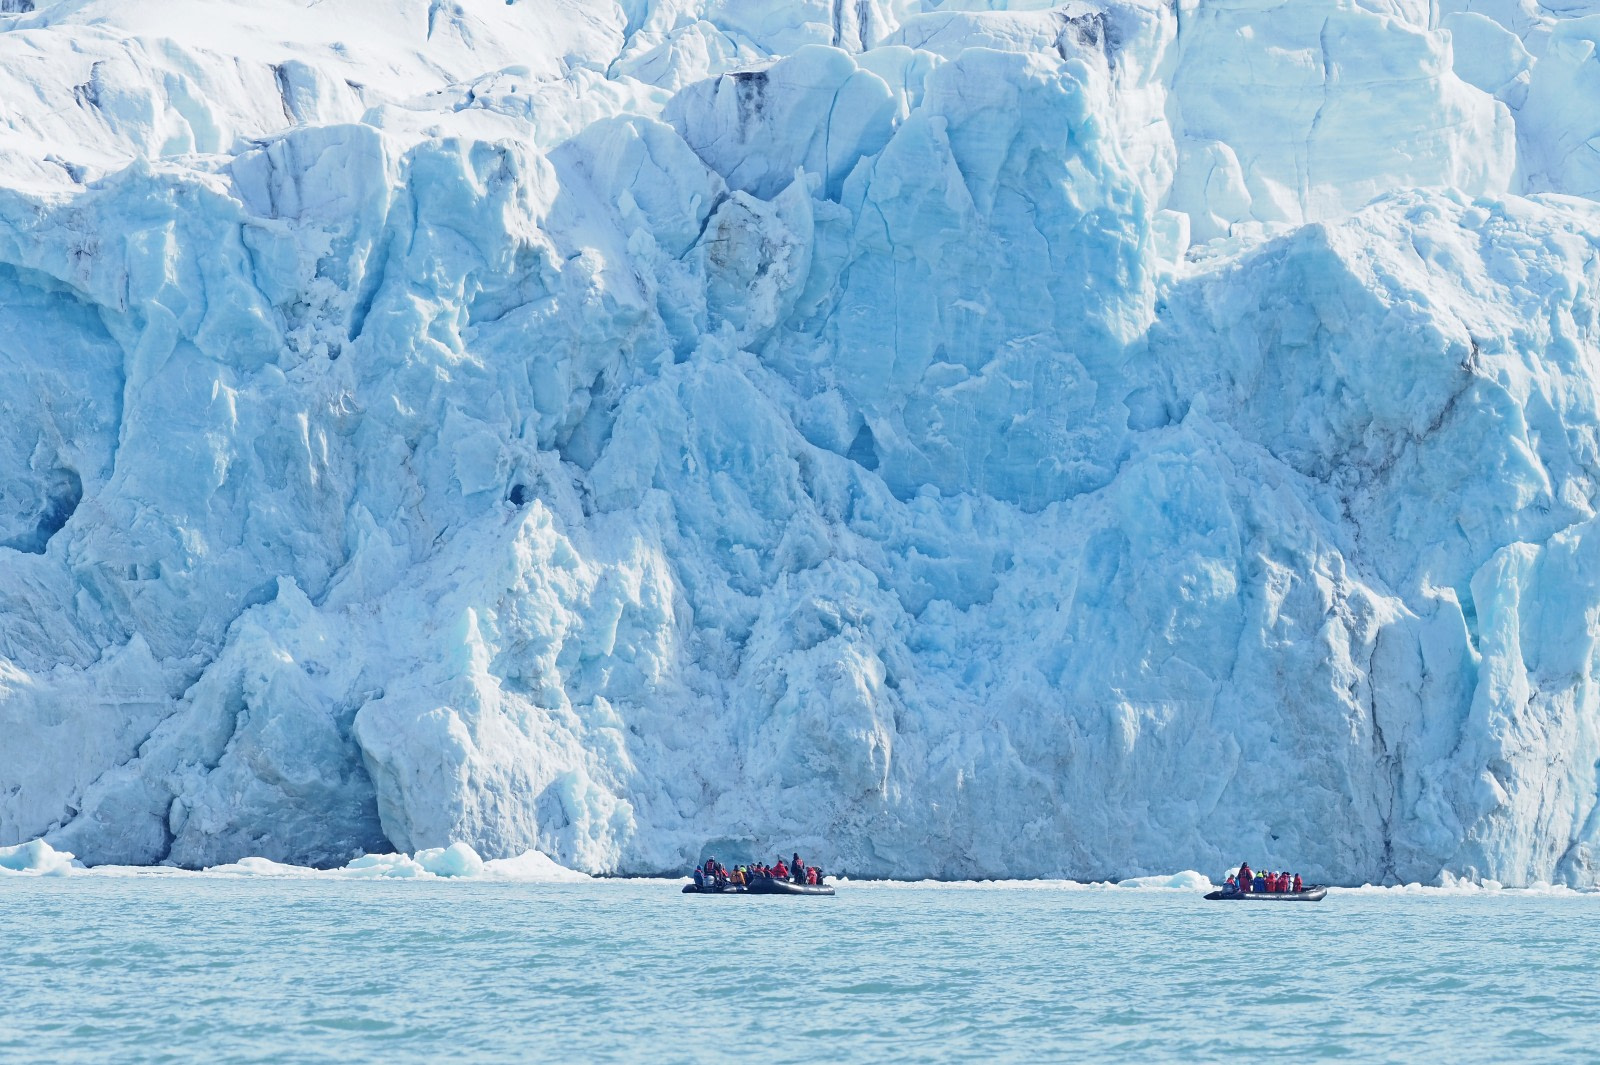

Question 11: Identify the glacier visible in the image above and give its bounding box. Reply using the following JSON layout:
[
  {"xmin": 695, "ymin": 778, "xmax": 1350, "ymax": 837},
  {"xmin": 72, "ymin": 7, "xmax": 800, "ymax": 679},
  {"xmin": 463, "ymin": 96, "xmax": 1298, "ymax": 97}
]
[{"xmin": 2, "ymin": 0, "xmax": 1600, "ymax": 886}]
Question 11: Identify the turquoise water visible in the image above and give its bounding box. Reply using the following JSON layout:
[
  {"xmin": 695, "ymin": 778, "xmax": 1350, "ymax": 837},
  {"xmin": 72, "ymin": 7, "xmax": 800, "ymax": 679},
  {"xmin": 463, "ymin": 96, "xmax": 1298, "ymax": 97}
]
[{"xmin": 2, "ymin": 877, "xmax": 1597, "ymax": 1062}]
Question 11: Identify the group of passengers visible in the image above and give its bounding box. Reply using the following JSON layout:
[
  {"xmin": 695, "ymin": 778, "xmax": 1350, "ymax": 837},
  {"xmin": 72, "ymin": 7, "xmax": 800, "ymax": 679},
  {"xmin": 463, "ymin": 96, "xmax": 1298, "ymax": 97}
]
[
  {"xmin": 692, "ymin": 852, "xmax": 825, "ymax": 888},
  {"xmin": 1225, "ymin": 861, "xmax": 1303, "ymax": 894}
]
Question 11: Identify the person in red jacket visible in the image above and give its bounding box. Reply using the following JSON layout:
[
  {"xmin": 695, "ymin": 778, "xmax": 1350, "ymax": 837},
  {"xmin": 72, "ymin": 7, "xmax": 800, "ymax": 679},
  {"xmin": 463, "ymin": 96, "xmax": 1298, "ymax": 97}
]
[
  {"xmin": 773, "ymin": 859, "xmax": 789, "ymax": 880},
  {"xmin": 806, "ymin": 866, "xmax": 818, "ymax": 886},
  {"xmin": 1237, "ymin": 862, "xmax": 1252, "ymax": 893},
  {"xmin": 1293, "ymin": 873, "xmax": 1303, "ymax": 893}
]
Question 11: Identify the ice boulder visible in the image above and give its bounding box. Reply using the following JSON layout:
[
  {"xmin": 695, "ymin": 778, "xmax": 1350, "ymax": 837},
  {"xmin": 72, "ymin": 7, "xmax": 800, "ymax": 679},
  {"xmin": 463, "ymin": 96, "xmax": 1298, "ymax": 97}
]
[
  {"xmin": 482, "ymin": 848, "xmax": 593, "ymax": 881},
  {"xmin": 1115, "ymin": 871, "xmax": 1214, "ymax": 891},
  {"xmin": 0, "ymin": 839, "xmax": 77, "ymax": 876},
  {"xmin": 413, "ymin": 841, "xmax": 487, "ymax": 877}
]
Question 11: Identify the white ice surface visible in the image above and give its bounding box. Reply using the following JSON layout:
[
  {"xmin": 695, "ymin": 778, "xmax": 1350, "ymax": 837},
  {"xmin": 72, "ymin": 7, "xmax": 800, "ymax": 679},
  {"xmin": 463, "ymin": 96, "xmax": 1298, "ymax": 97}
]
[
  {"xmin": 130, "ymin": 840, "xmax": 589, "ymax": 880},
  {"xmin": 3, "ymin": 0, "xmax": 1600, "ymax": 886},
  {"xmin": 0, "ymin": 838, "xmax": 79, "ymax": 876}
]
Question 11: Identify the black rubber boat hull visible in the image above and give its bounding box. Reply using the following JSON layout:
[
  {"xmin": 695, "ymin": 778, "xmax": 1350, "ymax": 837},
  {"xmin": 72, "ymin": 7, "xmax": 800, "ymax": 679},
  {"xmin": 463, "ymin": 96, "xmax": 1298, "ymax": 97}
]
[
  {"xmin": 1204, "ymin": 886, "xmax": 1327, "ymax": 902},
  {"xmin": 681, "ymin": 877, "xmax": 836, "ymax": 896},
  {"xmin": 746, "ymin": 877, "xmax": 835, "ymax": 896}
]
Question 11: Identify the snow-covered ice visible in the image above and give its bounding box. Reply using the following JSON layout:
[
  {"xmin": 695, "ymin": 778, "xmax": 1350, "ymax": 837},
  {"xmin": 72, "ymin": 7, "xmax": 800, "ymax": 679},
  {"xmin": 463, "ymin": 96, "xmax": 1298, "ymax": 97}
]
[{"xmin": 3, "ymin": 0, "xmax": 1600, "ymax": 886}]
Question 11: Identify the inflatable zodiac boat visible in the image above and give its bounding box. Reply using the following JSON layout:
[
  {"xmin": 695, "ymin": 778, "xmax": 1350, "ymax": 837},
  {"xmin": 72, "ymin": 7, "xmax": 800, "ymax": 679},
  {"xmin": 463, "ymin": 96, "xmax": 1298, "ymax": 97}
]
[
  {"xmin": 1203, "ymin": 886, "xmax": 1327, "ymax": 902},
  {"xmin": 682, "ymin": 875, "xmax": 836, "ymax": 896}
]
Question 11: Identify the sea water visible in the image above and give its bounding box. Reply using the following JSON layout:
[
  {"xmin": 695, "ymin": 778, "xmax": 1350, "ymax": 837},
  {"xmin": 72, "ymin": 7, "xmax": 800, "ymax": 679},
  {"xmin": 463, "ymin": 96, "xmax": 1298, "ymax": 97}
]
[{"xmin": 1, "ymin": 876, "xmax": 1597, "ymax": 1062}]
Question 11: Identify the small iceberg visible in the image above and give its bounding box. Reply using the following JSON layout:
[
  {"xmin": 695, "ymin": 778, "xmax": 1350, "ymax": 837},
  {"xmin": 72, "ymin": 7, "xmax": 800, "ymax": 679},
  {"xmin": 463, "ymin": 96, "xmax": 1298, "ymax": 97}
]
[
  {"xmin": 202, "ymin": 856, "xmax": 316, "ymax": 877},
  {"xmin": 0, "ymin": 839, "xmax": 79, "ymax": 876},
  {"xmin": 1113, "ymin": 871, "xmax": 1214, "ymax": 891},
  {"xmin": 481, "ymin": 849, "xmax": 592, "ymax": 883},
  {"xmin": 336, "ymin": 842, "xmax": 486, "ymax": 879}
]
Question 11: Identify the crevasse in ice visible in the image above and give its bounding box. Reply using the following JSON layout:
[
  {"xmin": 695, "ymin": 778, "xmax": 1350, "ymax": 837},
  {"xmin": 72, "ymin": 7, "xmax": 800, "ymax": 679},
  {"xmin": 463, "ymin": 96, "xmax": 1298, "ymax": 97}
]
[{"xmin": 2, "ymin": 0, "xmax": 1599, "ymax": 885}]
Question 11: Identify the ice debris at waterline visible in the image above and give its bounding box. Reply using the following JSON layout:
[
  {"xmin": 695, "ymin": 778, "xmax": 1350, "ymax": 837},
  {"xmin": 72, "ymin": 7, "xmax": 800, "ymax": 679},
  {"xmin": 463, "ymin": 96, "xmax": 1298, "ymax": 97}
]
[
  {"xmin": 2, "ymin": 0, "xmax": 1600, "ymax": 887},
  {"xmin": 208, "ymin": 841, "xmax": 595, "ymax": 881},
  {"xmin": 0, "ymin": 839, "xmax": 592, "ymax": 881}
]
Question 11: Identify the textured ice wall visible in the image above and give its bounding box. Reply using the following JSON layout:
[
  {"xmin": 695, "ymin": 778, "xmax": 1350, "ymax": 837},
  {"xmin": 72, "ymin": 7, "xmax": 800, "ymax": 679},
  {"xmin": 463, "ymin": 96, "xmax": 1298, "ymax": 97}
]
[{"xmin": 3, "ymin": 0, "xmax": 1600, "ymax": 884}]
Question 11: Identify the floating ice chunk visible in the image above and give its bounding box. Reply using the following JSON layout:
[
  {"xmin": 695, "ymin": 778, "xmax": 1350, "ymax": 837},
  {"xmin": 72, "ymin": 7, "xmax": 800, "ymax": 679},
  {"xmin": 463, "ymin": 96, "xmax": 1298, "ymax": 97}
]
[
  {"xmin": 339, "ymin": 853, "xmax": 434, "ymax": 879},
  {"xmin": 0, "ymin": 839, "xmax": 77, "ymax": 876},
  {"xmin": 482, "ymin": 850, "xmax": 594, "ymax": 882},
  {"xmin": 333, "ymin": 843, "xmax": 488, "ymax": 878},
  {"xmin": 1438, "ymin": 869, "xmax": 1505, "ymax": 891},
  {"xmin": 202, "ymin": 856, "xmax": 310, "ymax": 877},
  {"xmin": 413, "ymin": 842, "xmax": 487, "ymax": 878},
  {"xmin": 1335, "ymin": 879, "xmax": 1583, "ymax": 895},
  {"xmin": 1114, "ymin": 870, "xmax": 1214, "ymax": 891},
  {"xmin": 200, "ymin": 844, "xmax": 532, "ymax": 879}
]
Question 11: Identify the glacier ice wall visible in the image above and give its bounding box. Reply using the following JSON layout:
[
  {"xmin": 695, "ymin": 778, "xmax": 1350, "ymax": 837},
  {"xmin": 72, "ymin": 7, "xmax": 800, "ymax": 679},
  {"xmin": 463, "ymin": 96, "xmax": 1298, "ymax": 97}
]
[{"xmin": 3, "ymin": 0, "xmax": 1600, "ymax": 884}]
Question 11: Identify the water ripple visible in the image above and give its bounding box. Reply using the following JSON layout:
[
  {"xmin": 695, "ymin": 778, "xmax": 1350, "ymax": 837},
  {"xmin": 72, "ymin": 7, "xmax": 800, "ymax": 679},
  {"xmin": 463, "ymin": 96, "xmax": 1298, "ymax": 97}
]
[{"xmin": 2, "ymin": 880, "xmax": 1598, "ymax": 1062}]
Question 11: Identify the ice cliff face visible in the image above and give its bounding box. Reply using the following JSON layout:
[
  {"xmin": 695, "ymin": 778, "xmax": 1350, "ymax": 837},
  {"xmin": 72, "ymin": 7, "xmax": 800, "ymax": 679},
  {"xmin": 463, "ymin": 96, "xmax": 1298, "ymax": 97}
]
[{"xmin": 3, "ymin": 0, "xmax": 1600, "ymax": 885}]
